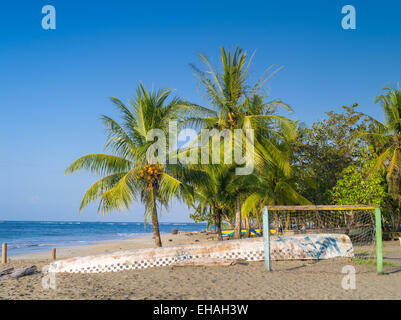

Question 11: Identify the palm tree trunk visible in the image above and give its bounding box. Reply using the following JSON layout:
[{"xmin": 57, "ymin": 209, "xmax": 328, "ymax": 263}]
[
  {"xmin": 223, "ymin": 212, "xmax": 235, "ymax": 229},
  {"xmin": 245, "ymin": 216, "xmax": 250, "ymax": 238},
  {"xmin": 257, "ymin": 208, "xmax": 262, "ymax": 230},
  {"xmin": 274, "ymin": 212, "xmax": 279, "ymax": 233},
  {"xmin": 392, "ymin": 209, "xmax": 401, "ymax": 232},
  {"xmin": 396, "ymin": 198, "xmax": 401, "ymax": 232},
  {"xmin": 151, "ymin": 188, "xmax": 162, "ymax": 247},
  {"xmin": 216, "ymin": 210, "xmax": 223, "ymax": 241},
  {"xmin": 234, "ymin": 199, "xmax": 242, "ymax": 239}
]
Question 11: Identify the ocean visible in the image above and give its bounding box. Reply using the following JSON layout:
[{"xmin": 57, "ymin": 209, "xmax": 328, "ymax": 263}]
[{"xmin": 0, "ymin": 221, "xmax": 208, "ymax": 256}]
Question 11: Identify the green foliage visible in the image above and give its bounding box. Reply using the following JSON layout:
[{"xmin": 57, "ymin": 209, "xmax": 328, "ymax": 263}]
[
  {"xmin": 329, "ymin": 160, "xmax": 387, "ymax": 206},
  {"xmin": 293, "ymin": 104, "xmax": 372, "ymax": 204},
  {"xmin": 358, "ymin": 85, "xmax": 401, "ymax": 231},
  {"xmin": 352, "ymin": 257, "xmax": 398, "ymax": 268},
  {"xmin": 189, "ymin": 210, "xmax": 223, "ymax": 230},
  {"xmin": 241, "ymin": 139, "xmax": 311, "ymax": 223},
  {"xmin": 188, "ymin": 164, "xmax": 238, "ymax": 235}
]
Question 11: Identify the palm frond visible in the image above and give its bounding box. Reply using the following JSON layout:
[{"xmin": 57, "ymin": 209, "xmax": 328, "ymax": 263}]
[
  {"xmin": 98, "ymin": 169, "xmax": 138, "ymax": 214},
  {"xmin": 65, "ymin": 154, "xmax": 133, "ymax": 176},
  {"xmin": 79, "ymin": 173, "xmax": 127, "ymax": 211}
]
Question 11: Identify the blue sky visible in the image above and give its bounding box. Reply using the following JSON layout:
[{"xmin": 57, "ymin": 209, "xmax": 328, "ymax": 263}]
[{"xmin": 0, "ymin": 0, "xmax": 400, "ymax": 222}]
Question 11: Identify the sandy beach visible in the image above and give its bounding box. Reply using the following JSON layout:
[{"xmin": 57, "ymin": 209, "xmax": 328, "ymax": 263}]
[{"xmin": 1, "ymin": 232, "xmax": 401, "ymax": 300}]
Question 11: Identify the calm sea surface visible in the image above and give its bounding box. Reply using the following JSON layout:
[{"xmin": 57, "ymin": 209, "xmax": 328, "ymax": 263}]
[{"xmin": 0, "ymin": 221, "xmax": 207, "ymax": 255}]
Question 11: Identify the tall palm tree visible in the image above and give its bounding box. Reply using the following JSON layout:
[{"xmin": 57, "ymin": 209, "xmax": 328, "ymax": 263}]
[
  {"xmin": 359, "ymin": 86, "xmax": 401, "ymax": 231},
  {"xmin": 189, "ymin": 46, "xmax": 293, "ymax": 238},
  {"xmin": 65, "ymin": 84, "xmax": 194, "ymax": 247}
]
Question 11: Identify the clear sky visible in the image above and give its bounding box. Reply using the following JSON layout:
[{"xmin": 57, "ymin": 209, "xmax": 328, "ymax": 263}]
[{"xmin": 1, "ymin": 0, "xmax": 400, "ymax": 222}]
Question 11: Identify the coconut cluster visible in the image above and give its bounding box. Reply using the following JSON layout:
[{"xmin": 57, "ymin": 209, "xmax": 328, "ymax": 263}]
[{"xmin": 137, "ymin": 164, "xmax": 162, "ymax": 182}]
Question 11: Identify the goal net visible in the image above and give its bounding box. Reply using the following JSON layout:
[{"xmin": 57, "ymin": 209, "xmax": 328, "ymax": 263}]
[{"xmin": 263, "ymin": 205, "xmax": 383, "ymax": 273}]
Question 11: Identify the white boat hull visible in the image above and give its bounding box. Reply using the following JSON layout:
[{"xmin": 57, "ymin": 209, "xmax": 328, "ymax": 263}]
[{"xmin": 47, "ymin": 233, "xmax": 354, "ymax": 273}]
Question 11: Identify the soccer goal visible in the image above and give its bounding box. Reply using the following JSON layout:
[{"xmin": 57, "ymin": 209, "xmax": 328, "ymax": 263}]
[{"xmin": 262, "ymin": 205, "xmax": 383, "ymax": 274}]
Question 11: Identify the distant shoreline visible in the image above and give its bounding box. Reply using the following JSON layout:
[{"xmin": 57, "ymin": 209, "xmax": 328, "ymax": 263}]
[
  {"xmin": 9, "ymin": 231, "xmax": 216, "ymax": 260},
  {"xmin": 8, "ymin": 233, "xmax": 153, "ymax": 258}
]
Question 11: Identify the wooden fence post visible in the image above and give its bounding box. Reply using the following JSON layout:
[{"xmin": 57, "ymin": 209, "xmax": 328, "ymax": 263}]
[{"xmin": 1, "ymin": 243, "xmax": 7, "ymax": 264}]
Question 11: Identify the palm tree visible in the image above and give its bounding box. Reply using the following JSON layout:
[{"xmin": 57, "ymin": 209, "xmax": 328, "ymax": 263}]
[
  {"xmin": 189, "ymin": 164, "xmax": 237, "ymax": 240},
  {"xmin": 359, "ymin": 85, "xmax": 401, "ymax": 231},
  {"xmin": 189, "ymin": 46, "xmax": 293, "ymax": 238},
  {"xmin": 65, "ymin": 84, "xmax": 194, "ymax": 247},
  {"xmin": 241, "ymin": 139, "xmax": 311, "ymax": 233}
]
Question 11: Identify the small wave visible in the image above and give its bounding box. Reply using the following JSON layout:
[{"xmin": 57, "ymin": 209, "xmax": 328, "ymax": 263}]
[
  {"xmin": 116, "ymin": 233, "xmax": 138, "ymax": 237},
  {"xmin": 7, "ymin": 243, "xmax": 39, "ymax": 250},
  {"xmin": 37, "ymin": 243, "xmax": 58, "ymax": 247}
]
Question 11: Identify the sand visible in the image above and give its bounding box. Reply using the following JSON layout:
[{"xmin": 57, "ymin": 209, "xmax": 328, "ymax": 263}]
[{"xmin": 1, "ymin": 232, "xmax": 401, "ymax": 300}]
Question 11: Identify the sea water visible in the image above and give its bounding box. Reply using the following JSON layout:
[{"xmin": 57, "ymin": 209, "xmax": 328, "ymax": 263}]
[{"xmin": 0, "ymin": 221, "xmax": 207, "ymax": 255}]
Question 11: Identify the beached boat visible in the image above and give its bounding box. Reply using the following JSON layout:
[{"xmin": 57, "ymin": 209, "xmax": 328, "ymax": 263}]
[{"xmin": 47, "ymin": 233, "xmax": 354, "ymax": 273}]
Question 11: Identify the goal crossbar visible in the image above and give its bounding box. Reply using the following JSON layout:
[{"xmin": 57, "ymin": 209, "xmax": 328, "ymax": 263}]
[{"xmin": 264, "ymin": 205, "xmax": 378, "ymax": 211}]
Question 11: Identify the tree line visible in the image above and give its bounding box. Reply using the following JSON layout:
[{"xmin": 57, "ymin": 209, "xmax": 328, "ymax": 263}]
[{"xmin": 65, "ymin": 46, "xmax": 401, "ymax": 246}]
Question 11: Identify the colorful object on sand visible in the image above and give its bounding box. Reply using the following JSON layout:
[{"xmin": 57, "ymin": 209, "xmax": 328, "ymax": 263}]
[{"xmin": 221, "ymin": 228, "xmax": 277, "ymax": 236}]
